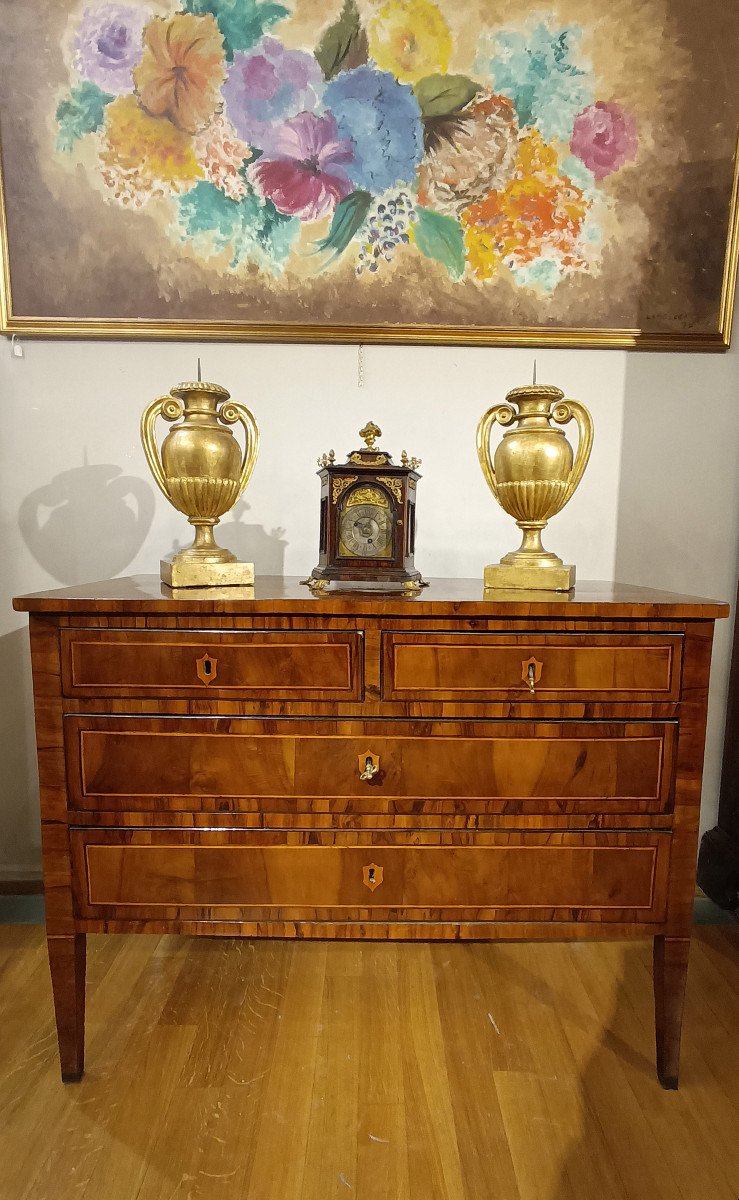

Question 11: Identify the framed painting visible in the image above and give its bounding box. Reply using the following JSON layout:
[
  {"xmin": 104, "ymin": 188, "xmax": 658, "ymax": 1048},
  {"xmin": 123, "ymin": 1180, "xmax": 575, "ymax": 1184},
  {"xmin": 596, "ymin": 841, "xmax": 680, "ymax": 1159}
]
[{"xmin": 1, "ymin": 0, "xmax": 738, "ymax": 348}]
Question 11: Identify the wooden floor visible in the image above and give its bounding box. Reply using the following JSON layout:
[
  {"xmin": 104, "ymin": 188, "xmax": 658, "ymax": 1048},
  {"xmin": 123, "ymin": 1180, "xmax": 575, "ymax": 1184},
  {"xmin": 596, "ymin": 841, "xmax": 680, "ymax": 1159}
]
[{"xmin": 0, "ymin": 927, "xmax": 737, "ymax": 1200}]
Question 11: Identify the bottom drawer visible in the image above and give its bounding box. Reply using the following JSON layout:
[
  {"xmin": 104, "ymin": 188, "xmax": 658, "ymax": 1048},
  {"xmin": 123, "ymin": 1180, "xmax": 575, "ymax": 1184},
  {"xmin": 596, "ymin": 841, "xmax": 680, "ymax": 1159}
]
[{"xmin": 71, "ymin": 829, "xmax": 670, "ymax": 923}]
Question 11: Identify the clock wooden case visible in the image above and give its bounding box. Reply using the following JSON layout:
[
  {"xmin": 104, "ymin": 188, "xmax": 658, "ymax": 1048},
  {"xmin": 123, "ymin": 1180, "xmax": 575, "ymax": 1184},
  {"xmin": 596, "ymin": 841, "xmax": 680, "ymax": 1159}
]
[{"xmin": 307, "ymin": 421, "xmax": 425, "ymax": 590}]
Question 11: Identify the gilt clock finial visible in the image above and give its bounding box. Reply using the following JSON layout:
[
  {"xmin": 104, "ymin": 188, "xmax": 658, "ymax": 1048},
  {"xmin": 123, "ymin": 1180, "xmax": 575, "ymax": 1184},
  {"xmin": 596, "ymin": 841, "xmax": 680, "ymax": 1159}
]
[{"xmin": 359, "ymin": 421, "xmax": 382, "ymax": 449}]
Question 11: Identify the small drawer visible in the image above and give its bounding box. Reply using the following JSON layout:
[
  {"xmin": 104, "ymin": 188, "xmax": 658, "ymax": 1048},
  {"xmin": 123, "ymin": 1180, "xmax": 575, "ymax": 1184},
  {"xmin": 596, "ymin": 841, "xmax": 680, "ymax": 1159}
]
[
  {"xmin": 61, "ymin": 629, "xmax": 363, "ymax": 700},
  {"xmin": 382, "ymin": 632, "xmax": 682, "ymax": 702},
  {"xmin": 70, "ymin": 829, "xmax": 670, "ymax": 923},
  {"xmin": 65, "ymin": 717, "xmax": 676, "ymax": 815}
]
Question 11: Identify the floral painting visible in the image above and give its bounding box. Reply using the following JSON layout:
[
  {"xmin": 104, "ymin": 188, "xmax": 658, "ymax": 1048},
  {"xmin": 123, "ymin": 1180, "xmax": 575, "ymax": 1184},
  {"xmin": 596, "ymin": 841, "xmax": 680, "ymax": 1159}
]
[{"xmin": 0, "ymin": 0, "xmax": 738, "ymax": 346}]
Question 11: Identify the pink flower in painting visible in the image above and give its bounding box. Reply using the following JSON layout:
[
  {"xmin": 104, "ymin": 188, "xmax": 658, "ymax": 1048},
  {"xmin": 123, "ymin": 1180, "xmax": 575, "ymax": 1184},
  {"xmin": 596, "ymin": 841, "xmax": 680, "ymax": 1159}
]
[
  {"xmin": 194, "ymin": 114, "xmax": 252, "ymax": 201},
  {"xmin": 249, "ymin": 111, "xmax": 354, "ymax": 221},
  {"xmin": 569, "ymin": 101, "xmax": 637, "ymax": 180}
]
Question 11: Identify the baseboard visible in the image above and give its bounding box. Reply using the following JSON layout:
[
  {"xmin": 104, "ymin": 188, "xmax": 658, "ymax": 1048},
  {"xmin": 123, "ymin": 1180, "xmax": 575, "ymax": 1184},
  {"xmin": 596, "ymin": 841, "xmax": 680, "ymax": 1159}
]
[{"xmin": 0, "ymin": 866, "xmax": 43, "ymax": 892}]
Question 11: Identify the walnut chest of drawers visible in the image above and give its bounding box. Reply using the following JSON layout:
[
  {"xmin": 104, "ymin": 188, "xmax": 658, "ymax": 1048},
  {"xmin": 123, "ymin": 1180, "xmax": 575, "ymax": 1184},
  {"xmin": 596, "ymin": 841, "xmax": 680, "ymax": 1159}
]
[{"xmin": 13, "ymin": 576, "xmax": 728, "ymax": 1088}]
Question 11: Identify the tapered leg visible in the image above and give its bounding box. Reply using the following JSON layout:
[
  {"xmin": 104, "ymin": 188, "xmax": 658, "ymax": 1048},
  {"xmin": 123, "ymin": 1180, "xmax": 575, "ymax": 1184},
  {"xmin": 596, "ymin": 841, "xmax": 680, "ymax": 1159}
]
[
  {"xmin": 47, "ymin": 934, "xmax": 86, "ymax": 1082},
  {"xmin": 653, "ymin": 935, "xmax": 689, "ymax": 1090}
]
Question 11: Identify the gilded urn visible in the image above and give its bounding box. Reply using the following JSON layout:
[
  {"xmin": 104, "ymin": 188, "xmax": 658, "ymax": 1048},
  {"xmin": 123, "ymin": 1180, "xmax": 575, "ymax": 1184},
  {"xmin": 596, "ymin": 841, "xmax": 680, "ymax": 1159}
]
[
  {"xmin": 477, "ymin": 384, "xmax": 594, "ymax": 591},
  {"xmin": 141, "ymin": 378, "xmax": 259, "ymax": 587}
]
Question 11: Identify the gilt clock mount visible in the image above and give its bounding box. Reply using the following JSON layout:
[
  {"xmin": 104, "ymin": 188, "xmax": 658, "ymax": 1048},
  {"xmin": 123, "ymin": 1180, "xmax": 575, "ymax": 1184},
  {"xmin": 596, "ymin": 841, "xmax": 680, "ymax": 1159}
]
[{"xmin": 305, "ymin": 421, "xmax": 426, "ymax": 592}]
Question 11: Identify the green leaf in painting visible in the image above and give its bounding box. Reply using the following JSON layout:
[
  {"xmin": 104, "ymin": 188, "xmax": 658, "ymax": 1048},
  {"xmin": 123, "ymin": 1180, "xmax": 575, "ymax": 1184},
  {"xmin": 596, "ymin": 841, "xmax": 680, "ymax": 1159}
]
[
  {"xmin": 55, "ymin": 83, "xmax": 113, "ymax": 153},
  {"xmin": 177, "ymin": 181, "xmax": 299, "ymax": 273},
  {"xmin": 315, "ymin": 0, "xmax": 368, "ymax": 80},
  {"xmin": 183, "ymin": 0, "xmax": 289, "ymax": 59},
  {"xmin": 314, "ymin": 190, "xmax": 372, "ymax": 262},
  {"xmin": 413, "ymin": 207, "xmax": 466, "ymax": 280},
  {"xmin": 413, "ymin": 74, "xmax": 481, "ymax": 119}
]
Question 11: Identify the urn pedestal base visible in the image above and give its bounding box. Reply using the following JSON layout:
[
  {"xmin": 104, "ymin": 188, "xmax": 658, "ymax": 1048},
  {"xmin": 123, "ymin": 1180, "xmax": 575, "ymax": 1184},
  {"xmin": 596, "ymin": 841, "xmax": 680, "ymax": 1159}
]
[
  {"xmin": 484, "ymin": 561, "xmax": 575, "ymax": 592},
  {"xmin": 160, "ymin": 556, "xmax": 254, "ymax": 588}
]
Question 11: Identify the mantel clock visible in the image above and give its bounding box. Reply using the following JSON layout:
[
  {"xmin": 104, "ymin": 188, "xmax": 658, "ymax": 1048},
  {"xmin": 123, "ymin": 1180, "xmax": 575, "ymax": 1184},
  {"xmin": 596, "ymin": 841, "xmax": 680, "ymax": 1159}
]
[{"xmin": 306, "ymin": 422, "xmax": 426, "ymax": 592}]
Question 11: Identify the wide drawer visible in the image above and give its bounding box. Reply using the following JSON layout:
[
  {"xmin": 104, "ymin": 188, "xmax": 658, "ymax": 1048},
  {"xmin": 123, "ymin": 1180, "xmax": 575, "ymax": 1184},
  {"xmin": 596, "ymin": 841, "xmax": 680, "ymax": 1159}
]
[
  {"xmin": 64, "ymin": 717, "xmax": 676, "ymax": 815},
  {"xmin": 60, "ymin": 629, "xmax": 363, "ymax": 700},
  {"xmin": 382, "ymin": 633, "xmax": 683, "ymax": 701},
  {"xmin": 70, "ymin": 829, "xmax": 669, "ymax": 923}
]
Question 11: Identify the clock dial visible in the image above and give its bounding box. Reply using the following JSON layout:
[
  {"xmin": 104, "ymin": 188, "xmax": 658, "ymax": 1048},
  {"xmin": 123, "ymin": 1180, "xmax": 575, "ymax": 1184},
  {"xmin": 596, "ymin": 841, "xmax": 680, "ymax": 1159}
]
[{"xmin": 339, "ymin": 502, "xmax": 393, "ymax": 558}]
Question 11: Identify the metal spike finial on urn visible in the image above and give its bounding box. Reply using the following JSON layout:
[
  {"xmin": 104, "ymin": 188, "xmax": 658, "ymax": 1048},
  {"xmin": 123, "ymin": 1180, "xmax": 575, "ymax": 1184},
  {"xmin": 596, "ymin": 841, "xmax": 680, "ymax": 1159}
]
[
  {"xmin": 141, "ymin": 378, "xmax": 259, "ymax": 588},
  {"xmin": 476, "ymin": 383, "xmax": 594, "ymax": 591}
]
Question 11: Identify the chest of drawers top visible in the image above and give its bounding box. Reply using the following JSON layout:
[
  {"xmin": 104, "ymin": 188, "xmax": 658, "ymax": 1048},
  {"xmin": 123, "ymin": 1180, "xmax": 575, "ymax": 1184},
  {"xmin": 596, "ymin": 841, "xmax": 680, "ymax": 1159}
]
[{"xmin": 12, "ymin": 574, "xmax": 729, "ymax": 621}]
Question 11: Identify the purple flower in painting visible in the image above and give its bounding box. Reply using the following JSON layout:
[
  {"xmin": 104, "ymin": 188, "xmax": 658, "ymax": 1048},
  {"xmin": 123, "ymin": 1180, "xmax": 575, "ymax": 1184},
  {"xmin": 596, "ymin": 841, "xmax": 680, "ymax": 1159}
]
[
  {"xmin": 249, "ymin": 111, "xmax": 354, "ymax": 221},
  {"xmin": 569, "ymin": 101, "xmax": 637, "ymax": 180},
  {"xmin": 324, "ymin": 65, "xmax": 423, "ymax": 194},
  {"xmin": 222, "ymin": 37, "xmax": 324, "ymax": 154},
  {"xmin": 73, "ymin": 4, "xmax": 150, "ymax": 95}
]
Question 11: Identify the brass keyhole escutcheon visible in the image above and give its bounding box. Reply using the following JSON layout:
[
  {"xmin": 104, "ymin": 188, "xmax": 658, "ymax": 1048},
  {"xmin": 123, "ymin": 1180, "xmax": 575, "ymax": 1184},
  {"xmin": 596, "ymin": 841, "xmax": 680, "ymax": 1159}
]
[
  {"xmin": 522, "ymin": 657, "xmax": 543, "ymax": 694},
  {"xmin": 196, "ymin": 653, "xmax": 218, "ymax": 685},
  {"xmin": 363, "ymin": 863, "xmax": 384, "ymax": 892},
  {"xmin": 358, "ymin": 751, "xmax": 380, "ymax": 781}
]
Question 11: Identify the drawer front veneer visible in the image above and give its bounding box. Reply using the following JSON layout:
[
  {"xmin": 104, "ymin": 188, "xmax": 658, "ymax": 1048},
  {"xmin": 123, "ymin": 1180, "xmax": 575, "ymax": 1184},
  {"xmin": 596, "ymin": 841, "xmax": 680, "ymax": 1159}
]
[
  {"xmin": 65, "ymin": 718, "xmax": 676, "ymax": 814},
  {"xmin": 61, "ymin": 629, "xmax": 363, "ymax": 700},
  {"xmin": 71, "ymin": 829, "xmax": 669, "ymax": 923},
  {"xmin": 382, "ymin": 633, "xmax": 683, "ymax": 702}
]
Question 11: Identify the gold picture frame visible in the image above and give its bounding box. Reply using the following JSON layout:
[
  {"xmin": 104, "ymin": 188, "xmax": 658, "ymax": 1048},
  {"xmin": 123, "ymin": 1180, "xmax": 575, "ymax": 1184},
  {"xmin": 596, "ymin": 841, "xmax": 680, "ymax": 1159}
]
[{"xmin": 1, "ymin": 0, "xmax": 738, "ymax": 350}]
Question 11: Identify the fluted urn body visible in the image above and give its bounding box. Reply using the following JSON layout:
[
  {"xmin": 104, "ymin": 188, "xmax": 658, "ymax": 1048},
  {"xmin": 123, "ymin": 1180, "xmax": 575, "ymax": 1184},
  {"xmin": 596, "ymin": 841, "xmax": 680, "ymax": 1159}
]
[
  {"xmin": 477, "ymin": 384, "xmax": 593, "ymax": 591},
  {"xmin": 160, "ymin": 384, "xmax": 244, "ymax": 523},
  {"xmin": 141, "ymin": 379, "xmax": 259, "ymax": 588}
]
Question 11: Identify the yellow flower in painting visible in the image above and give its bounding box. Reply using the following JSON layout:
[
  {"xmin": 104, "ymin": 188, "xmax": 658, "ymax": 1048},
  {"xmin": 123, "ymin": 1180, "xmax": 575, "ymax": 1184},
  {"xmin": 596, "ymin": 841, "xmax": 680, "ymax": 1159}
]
[
  {"xmin": 462, "ymin": 129, "xmax": 590, "ymax": 280},
  {"xmin": 368, "ymin": 0, "xmax": 452, "ymax": 83},
  {"xmin": 516, "ymin": 127, "xmax": 560, "ymax": 179},
  {"xmin": 133, "ymin": 13, "xmax": 226, "ymax": 134},
  {"xmin": 463, "ymin": 222, "xmax": 498, "ymax": 280},
  {"xmin": 99, "ymin": 95, "xmax": 203, "ymax": 207}
]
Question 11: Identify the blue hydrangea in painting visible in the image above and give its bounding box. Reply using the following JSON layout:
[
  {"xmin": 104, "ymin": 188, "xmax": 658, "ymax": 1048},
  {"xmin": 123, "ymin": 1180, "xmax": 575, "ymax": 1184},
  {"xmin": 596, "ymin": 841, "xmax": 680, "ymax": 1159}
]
[
  {"xmin": 324, "ymin": 65, "xmax": 423, "ymax": 194},
  {"xmin": 54, "ymin": 0, "xmax": 639, "ymax": 294}
]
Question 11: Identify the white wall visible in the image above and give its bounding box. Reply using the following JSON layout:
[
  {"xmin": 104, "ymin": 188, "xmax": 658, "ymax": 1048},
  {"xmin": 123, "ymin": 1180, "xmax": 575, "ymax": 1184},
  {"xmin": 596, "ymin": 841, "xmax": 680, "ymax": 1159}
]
[
  {"xmin": 0, "ymin": 337, "xmax": 734, "ymax": 878},
  {"xmin": 615, "ymin": 347, "xmax": 739, "ymax": 841}
]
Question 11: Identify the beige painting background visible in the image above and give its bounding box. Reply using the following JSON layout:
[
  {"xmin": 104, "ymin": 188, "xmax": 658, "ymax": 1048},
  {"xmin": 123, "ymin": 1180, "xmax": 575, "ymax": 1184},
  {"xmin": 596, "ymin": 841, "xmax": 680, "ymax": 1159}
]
[{"xmin": 1, "ymin": 0, "xmax": 738, "ymax": 337}]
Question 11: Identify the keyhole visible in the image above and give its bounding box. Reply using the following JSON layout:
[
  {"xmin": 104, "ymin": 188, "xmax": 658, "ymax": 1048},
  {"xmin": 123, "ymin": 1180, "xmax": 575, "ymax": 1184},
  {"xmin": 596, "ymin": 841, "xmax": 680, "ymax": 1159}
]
[
  {"xmin": 196, "ymin": 653, "xmax": 218, "ymax": 685},
  {"xmin": 368, "ymin": 867, "xmax": 376, "ymax": 883}
]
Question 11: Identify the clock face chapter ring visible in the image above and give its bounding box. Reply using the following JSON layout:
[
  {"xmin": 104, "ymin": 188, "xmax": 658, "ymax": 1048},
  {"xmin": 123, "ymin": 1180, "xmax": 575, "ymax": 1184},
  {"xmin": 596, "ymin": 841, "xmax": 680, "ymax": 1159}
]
[{"xmin": 339, "ymin": 502, "xmax": 392, "ymax": 558}]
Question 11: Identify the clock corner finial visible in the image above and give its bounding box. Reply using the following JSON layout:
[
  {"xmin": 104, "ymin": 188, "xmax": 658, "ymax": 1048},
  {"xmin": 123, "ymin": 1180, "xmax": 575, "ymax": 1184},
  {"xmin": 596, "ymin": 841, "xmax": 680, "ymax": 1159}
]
[{"xmin": 359, "ymin": 420, "xmax": 382, "ymax": 449}]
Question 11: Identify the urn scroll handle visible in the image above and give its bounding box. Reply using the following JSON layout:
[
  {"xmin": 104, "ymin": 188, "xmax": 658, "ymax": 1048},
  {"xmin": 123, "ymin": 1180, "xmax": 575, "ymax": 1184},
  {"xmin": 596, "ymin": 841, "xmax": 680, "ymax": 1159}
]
[
  {"xmin": 475, "ymin": 403, "xmax": 517, "ymax": 504},
  {"xmin": 219, "ymin": 400, "xmax": 261, "ymax": 500},
  {"xmin": 140, "ymin": 395, "xmax": 185, "ymax": 507},
  {"xmin": 551, "ymin": 399, "xmax": 594, "ymax": 507}
]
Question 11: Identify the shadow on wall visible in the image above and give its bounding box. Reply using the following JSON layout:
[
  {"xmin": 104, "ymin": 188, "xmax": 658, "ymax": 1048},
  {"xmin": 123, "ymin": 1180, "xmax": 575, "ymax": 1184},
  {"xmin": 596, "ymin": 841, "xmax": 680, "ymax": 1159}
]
[
  {"xmin": 168, "ymin": 501, "xmax": 289, "ymax": 576},
  {"xmin": 0, "ymin": 627, "xmax": 41, "ymax": 876},
  {"xmin": 19, "ymin": 459, "xmax": 155, "ymax": 585}
]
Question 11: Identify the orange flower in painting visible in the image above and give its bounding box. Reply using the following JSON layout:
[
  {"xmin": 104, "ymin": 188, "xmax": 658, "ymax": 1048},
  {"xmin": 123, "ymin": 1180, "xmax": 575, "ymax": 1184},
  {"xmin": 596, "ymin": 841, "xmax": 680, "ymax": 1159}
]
[
  {"xmin": 133, "ymin": 13, "xmax": 226, "ymax": 134},
  {"xmin": 462, "ymin": 129, "xmax": 590, "ymax": 280}
]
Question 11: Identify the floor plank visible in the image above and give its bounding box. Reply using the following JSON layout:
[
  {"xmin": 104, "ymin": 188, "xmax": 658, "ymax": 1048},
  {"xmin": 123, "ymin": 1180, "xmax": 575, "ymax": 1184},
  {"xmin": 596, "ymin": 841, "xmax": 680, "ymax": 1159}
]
[{"xmin": 0, "ymin": 929, "xmax": 736, "ymax": 1200}]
